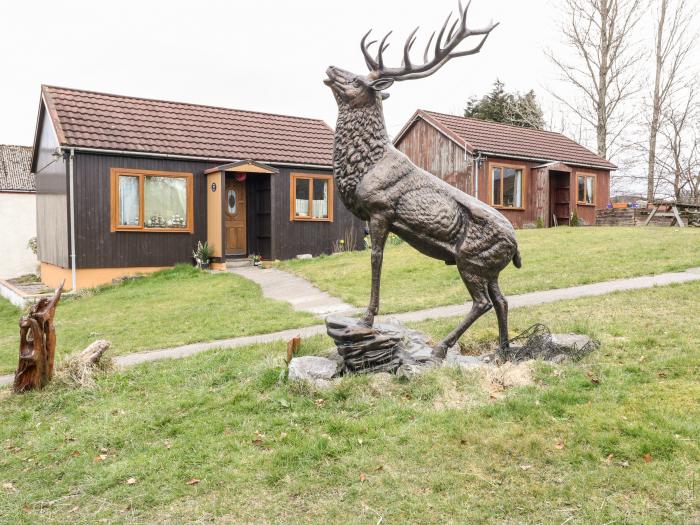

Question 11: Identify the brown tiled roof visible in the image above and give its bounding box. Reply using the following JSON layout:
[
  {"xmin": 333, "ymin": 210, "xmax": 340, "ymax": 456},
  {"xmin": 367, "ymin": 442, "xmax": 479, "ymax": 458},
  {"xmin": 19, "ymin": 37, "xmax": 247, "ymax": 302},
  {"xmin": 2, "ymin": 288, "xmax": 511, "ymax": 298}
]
[
  {"xmin": 0, "ymin": 145, "xmax": 34, "ymax": 192},
  {"xmin": 397, "ymin": 110, "xmax": 616, "ymax": 170},
  {"xmin": 42, "ymin": 85, "xmax": 334, "ymax": 166}
]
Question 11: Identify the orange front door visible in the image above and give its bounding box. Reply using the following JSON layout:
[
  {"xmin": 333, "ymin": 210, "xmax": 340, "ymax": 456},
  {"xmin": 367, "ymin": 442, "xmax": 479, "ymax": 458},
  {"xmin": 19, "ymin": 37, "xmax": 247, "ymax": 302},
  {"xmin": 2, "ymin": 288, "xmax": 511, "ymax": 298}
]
[{"xmin": 225, "ymin": 178, "xmax": 247, "ymax": 256}]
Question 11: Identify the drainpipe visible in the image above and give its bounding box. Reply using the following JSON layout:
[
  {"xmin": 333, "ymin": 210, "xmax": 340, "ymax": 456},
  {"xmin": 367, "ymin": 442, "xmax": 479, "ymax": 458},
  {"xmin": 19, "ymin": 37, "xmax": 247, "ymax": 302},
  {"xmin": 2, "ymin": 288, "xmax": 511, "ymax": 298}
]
[
  {"xmin": 474, "ymin": 152, "xmax": 483, "ymax": 200},
  {"xmin": 68, "ymin": 148, "xmax": 77, "ymax": 290}
]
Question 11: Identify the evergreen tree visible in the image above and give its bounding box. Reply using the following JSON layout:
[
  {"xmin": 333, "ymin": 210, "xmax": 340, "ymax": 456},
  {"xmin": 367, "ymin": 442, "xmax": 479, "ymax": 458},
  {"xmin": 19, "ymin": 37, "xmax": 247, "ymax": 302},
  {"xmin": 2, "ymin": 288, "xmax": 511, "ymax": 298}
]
[{"xmin": 465, "ymin": 80, "xmax": 545, "ymax": 129}]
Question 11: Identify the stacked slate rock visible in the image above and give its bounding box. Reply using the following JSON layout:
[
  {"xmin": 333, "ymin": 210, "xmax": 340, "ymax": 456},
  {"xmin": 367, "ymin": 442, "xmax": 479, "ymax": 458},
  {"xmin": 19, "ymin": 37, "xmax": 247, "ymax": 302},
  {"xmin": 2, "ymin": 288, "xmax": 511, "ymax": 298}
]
[{"xmin": 286, "ymin": 317, "xmax": 598, "ymax": 388}]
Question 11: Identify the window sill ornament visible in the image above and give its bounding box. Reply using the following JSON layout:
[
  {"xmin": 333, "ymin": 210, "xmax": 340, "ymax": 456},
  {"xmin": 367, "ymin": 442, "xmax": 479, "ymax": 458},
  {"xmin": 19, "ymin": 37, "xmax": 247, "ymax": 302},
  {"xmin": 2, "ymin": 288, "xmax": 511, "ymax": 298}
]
[{"xmin": 323, "ymin": 1, "xmax": 524, "ymax": 370}]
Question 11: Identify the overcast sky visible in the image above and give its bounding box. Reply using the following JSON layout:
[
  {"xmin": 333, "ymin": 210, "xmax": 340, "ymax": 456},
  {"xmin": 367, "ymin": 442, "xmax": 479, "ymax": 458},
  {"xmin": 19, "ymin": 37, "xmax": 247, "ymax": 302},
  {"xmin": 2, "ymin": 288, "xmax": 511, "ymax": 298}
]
[{"xmin": 1, "ymin": 0, "xmax": 698, "ymax": 169}]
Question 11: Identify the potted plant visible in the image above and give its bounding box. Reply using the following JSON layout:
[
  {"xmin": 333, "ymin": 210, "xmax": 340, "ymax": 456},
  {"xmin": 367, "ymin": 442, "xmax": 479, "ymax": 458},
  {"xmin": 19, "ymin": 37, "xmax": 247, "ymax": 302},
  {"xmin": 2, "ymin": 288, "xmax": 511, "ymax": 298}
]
[
  {"xmin": 250, "ymin": 254, "xmax": 262, "ymax": 267},
  {"xmin": 192, "ymin": 241, "xmax": 212, "ymax": 270}
]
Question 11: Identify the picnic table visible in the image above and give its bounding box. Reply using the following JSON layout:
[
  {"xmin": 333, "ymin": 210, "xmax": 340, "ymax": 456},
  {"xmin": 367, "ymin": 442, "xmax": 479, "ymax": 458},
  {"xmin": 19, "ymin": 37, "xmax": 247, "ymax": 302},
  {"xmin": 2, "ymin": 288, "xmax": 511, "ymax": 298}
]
[{"xmin": 643, "ymin": 201, "xmax": 700, "ymax": 227}]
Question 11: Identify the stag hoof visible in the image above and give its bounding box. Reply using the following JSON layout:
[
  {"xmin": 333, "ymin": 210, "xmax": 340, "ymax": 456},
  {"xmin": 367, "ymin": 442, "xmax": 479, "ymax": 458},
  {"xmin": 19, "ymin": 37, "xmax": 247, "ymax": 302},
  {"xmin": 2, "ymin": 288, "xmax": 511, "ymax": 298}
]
[
  {"xmin": 431, "ymin": 344, "xmax": 448, "ymax": 360},
  {"xmin": 359, "ymin": 310, "xmax": 375, "ymax": 328}
]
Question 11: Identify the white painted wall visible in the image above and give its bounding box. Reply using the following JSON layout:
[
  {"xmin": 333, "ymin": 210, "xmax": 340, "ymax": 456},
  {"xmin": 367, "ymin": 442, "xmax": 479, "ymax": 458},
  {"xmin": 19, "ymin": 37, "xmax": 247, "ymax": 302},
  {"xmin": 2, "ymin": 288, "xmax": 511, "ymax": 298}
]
[{"xmin": 0, "ymin": 192, "xmax": 38, "ymax": 278}]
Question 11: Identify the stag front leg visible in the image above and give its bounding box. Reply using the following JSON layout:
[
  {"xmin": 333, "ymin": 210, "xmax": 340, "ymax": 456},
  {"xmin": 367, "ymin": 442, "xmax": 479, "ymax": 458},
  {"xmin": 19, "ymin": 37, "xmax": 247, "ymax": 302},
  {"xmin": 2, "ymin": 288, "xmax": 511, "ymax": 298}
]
[{"xmin": 360, "ymin": 215, "xmax": 390, "ymax": 327}]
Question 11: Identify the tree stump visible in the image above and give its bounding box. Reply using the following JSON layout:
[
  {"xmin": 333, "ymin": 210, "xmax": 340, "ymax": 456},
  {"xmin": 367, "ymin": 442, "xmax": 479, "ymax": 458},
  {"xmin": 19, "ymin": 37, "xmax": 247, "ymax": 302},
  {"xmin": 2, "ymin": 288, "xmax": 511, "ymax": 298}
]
[{"xmin": 13, "ymin": 282, "xmax": 64, "ymax": 393}]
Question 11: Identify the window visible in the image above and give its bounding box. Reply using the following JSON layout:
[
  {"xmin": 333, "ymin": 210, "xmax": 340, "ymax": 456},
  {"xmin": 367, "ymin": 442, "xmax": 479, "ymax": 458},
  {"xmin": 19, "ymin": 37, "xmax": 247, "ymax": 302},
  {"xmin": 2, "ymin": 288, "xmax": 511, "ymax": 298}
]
[
  {"xmin": 110, "ymin": 168, "xmax": 194, "ymax": 232},
  {"xmin": 289, "ymin": 173, "xmax": 334, "ymax": 221},
  {"xmin": 577, "ymin": 173, "xmax": 596, "ymax": 205},
  {"xmin": 491, "ymin": 164, "xmax": 524, "ymax": 208}
]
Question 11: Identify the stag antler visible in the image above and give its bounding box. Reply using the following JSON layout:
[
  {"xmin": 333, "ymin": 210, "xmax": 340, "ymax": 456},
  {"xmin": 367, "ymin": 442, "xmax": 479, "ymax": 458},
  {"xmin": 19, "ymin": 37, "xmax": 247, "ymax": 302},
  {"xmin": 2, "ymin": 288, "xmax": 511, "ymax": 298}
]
[{"xmin": 361, "ymin": 0, "xmax": 499, "ymax": 81}]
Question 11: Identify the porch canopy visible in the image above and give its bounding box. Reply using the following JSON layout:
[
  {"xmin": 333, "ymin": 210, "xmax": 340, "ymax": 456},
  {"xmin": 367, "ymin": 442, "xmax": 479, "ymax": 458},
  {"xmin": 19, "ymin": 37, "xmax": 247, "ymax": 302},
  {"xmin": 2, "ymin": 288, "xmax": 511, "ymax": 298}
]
[{"xmin": 204, "ymin": 159, "xmax": 279, "ymax": 175}]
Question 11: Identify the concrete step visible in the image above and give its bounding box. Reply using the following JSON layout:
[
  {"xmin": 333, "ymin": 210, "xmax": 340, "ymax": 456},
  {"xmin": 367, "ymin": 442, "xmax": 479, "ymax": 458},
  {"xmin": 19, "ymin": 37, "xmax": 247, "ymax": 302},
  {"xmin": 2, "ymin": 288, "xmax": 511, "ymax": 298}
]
[{"xmin": 226, "ymin": 258, "xmax": 251, "ymax": 269}]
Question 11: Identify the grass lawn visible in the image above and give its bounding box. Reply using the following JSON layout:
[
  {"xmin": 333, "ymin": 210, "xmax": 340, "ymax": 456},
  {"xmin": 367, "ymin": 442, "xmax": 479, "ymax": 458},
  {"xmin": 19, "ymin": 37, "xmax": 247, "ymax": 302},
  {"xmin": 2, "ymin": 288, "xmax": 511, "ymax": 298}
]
[
  {"xmin": 0, "ymin": 265, "xmax": 317, "ymax": 376},
  {"xmin": 280, "ymin": 227, "xmax": 700, "ymax": 313},
  {"xmin": 1, "ymin": 281, "xmax": 698, "ymax": 524}
]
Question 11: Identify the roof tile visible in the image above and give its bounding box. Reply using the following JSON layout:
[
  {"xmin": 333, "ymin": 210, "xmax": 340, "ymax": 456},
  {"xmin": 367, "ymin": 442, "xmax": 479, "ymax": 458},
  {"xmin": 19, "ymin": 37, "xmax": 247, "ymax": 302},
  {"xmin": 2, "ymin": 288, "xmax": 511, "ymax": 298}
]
[
  {"xmin": 43, "ymin": 86, "xmax": 334, "ymax": 166},
  {"xmin": 406, "ymin": 110, "xmax": 616, "ymax": 170},
  {"xmin": 0, "ymin": 145, "xmax": 34, "ymax": 192}
]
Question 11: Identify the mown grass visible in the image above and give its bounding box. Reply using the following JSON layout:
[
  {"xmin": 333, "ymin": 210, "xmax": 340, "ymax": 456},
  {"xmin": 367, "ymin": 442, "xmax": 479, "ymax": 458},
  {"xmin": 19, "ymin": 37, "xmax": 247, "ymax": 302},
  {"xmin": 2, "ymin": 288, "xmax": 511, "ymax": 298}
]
[
  {"xmin": 1, "ymin": 281, "xmax": 698, "ymax": 524},
  {"xmin": 0, "ymin": 265, "xmax": 316, "ymax": 376},
  {"xmin": 280, "ymin": 227, "xmax": 700, "ymax": 313}
]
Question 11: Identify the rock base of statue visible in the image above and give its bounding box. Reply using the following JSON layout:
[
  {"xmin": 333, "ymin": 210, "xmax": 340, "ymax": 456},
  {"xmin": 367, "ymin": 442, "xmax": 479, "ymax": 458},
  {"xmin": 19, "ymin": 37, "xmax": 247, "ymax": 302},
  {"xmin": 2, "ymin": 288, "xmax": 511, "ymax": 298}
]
[
  {"xmin": 325, "ymin": 315, "xmax": 440, "ymax": 376},
  {"xmin": 285, "ymin": 317, "xmax": 599, "ymax": 388}
]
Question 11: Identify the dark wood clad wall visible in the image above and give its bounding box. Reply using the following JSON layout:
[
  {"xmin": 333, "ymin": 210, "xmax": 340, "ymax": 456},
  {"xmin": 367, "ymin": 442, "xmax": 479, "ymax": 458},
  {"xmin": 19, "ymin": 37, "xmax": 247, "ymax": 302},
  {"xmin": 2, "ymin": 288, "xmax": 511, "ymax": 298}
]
[
  {"xmin": 475, "ymin": 157, "xmax": 611, "ymax": 228},
  {"xmin": 395, "ymin": 119, "xmax": 472, "ymax": 193},
  {"xmin": 245, "ymin": 175, "xmax": 272, "ymax": 259},
  {"xmin": 73, "ymin": 153, "xmax": 214, "ymax": 268},
  {"xmin": 35, "ymin": 109, "xmax": 70, "ymax": 267},
  {"xmin": 270, "ymin": 167, "xmax": 364, "ymax": 260}
]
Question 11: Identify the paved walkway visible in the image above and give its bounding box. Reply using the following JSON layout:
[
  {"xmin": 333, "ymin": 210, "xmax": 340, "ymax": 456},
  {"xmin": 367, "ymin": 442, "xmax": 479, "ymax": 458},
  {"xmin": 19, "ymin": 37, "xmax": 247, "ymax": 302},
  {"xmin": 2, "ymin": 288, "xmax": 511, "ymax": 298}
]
[
  {"xmin": 230, "ymin": 266, "xmax": 356, "ymax": 316},
  {"xmin": 2, "ymin": 267, "xmax": 699, "ymax": 388}
]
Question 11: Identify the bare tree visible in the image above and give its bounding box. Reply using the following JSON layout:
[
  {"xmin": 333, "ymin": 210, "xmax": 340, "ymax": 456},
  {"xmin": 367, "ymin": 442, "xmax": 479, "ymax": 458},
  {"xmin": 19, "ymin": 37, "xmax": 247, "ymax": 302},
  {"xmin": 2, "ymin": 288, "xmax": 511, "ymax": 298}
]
[
  {"xmin": 548, "ymin": 0, "xmax": 644, "ymax": 159},
  {"xmin": 656, "ymin": 84, "xmax": 700, "ymax": 201},
  {"xmin": 645, "ymin": 0, "xmax": 697, "ymax": 203}
]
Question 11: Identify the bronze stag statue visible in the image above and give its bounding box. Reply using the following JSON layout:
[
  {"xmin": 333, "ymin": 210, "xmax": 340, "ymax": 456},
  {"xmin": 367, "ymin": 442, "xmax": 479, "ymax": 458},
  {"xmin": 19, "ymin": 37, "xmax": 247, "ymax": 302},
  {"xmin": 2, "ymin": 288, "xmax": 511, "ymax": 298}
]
[{"xmin": 324, "ymin": 1, "xmax": 521, "ymax": 357}]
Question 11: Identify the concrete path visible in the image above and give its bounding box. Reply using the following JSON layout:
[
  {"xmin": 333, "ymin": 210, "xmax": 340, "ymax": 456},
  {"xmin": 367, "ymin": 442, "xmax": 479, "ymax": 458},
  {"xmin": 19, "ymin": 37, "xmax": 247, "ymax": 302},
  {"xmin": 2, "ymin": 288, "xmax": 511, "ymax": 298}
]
[
  {"xmin": 230, "ymin": 266, "xmax": 356, "ymax": 316},
  {"xmin": 2, "ymin": 267, "xmax": 699, "ymax": 388}
]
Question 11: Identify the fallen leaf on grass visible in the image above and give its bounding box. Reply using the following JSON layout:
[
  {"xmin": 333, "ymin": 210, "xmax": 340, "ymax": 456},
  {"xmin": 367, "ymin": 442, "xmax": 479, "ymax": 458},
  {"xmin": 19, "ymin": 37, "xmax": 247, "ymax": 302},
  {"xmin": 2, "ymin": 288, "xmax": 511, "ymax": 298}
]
[
  {"xmin": 604, "ymin": 454, "xmax": 614, "ymax": 464},
  {"xmin": 164, "ymin": 441, "xmax": 173, "ymax": 449},
  {"xmin": 359, "ymin": 472, "xmax": 366, "ymax": 483},
  {"xmin": 99, "ymin": 447, "xmax": 108, "ymax": 453},
  {"xmin": 71, "ymin": 450, "xmax": 81, "ymax": 457},
  {"xmin": 375, "ymin": 465, "xmax": 384, "ymax": 472},
  {"xmin": 93, "ymin": 454, "xmax": 107, "ymax": 462},
  {"xmin": 519, "ymin": 464, "xmax": 533, "ymax": 471},
  {"xmin": 587, "ymin": 371, "xmax": 600, "ymax": 385},
  {"xmin": 554, "ymin": 441, "xmax": 565, "ymax": 450},
  {"xmin": 186, "ymin": 478, "xmax": 200, "ymax": 486},
  {"xmin": 125, "ymin": 477, "xmax": 137, "ymax": 485},
  {"xmin": 314, "ymin": 398, "xmax": 325, "ymax": 407},
  {"xmin": 2, "ymin": 482, "xmax": 18, "ymax": 493},
  {"xmin": 619, "ymin": 460, "xmax": 630, "ymax": 468},
  {"xmin": 279, "ymin": 432, "xmax": 288, "ymax": 439},
  {"xmin": 643, "ymin": 453, "xmax": 653, "ymax": 463},
  {"xmin": 22, "ymin": 503, "xmax": 31, "ymax": 513},
  {"xmin": 251, "ymin": 439, "xmax": 264, "ymax": 447}
]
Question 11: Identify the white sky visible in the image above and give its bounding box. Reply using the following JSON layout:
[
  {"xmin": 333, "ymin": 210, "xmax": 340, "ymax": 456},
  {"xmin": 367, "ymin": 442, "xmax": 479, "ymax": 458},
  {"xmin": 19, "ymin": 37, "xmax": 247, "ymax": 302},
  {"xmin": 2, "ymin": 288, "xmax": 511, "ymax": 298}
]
[{"xmin": 1, "ymin": 0, "xmax": 698, "ymax": 175}]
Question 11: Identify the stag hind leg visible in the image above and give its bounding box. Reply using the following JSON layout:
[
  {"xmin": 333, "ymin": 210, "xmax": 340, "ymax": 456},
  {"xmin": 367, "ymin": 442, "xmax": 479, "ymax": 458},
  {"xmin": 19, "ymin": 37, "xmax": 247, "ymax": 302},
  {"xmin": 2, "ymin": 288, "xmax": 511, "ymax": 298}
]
[
  {"xmin": 487, "ymin": 279, "xmax": 510, "ymax": 349},
  {"xmin": 432, "ymin": 273, "xmax": 492, "ymax": 358}
]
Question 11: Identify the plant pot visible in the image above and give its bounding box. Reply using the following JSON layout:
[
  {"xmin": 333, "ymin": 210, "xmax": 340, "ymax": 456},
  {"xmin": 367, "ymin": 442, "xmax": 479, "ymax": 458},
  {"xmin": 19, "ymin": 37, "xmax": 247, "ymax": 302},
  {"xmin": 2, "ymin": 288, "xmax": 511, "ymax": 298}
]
[{"xmin": 199, "ymin": 262, "xmax": 210, "ymax": 270}]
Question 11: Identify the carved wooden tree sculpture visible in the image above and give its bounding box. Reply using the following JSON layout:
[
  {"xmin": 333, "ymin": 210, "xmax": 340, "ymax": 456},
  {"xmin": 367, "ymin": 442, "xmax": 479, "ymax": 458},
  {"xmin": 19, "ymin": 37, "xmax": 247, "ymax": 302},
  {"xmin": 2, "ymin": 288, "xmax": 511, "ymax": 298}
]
[
  {"xmin": 325, "ymin": 1, "xmax": 521, "ymax": 357},
  {"xmin": 13, "ymin": 282, "xmax": 64, "ymax": 393}
]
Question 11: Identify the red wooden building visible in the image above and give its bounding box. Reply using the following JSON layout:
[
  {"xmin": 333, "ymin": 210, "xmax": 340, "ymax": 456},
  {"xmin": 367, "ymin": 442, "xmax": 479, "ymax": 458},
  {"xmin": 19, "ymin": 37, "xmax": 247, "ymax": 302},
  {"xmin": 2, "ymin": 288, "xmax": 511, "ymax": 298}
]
[{"xmin": 394, "ymin": 110, "xmax": 616, "ymax": 227}]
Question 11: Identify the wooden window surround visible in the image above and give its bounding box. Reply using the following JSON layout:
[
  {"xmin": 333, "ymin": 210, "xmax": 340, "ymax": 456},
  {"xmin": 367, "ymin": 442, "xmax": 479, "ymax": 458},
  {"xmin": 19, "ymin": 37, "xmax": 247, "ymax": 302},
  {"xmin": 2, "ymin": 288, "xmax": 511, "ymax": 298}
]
[
  {"xmin": 110, "ymin": 168, "xmax": 194, "ymax": 233},
  {"xmin": 489, "ymin": 162, "xmax": 526, "ymax": 210},
  {"xmin": 577, "ymin": 172, "xmax": 597, "ymax": 206},
  {"xmin": 289, "ymin": 173, "xmax": 334, "ymax": 222}
]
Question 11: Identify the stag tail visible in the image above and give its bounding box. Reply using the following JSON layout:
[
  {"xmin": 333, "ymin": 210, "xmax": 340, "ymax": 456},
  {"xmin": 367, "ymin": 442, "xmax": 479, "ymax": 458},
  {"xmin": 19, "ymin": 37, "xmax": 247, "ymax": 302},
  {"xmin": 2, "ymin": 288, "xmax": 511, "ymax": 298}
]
[{"xmin": 512, "ymin": 250, "xmax": 522, "ymax": 269}]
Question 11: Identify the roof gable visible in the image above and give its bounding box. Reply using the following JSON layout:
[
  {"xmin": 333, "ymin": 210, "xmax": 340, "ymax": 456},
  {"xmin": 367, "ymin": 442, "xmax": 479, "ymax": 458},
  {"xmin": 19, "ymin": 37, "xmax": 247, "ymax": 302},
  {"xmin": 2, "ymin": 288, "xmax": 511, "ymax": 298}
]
[
  {"xmin": 41, "ymin": 85, "xmax": 335, "ymax": 167},
  {"xmin": 395, "ymin": 110, "xmax": 616, "ymax": 170},
  {"xmin": 0, "ymin": 145, "xmax": 34, "ymax": 192}
]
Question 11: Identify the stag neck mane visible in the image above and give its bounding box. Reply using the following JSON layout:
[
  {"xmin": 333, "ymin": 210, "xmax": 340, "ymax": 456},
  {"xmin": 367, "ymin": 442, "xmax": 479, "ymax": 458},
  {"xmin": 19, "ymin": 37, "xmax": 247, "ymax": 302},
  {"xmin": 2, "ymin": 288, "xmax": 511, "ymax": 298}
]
[{"xmin": 332, "ymin": 98, "xmax": 391, "ymax": 204}]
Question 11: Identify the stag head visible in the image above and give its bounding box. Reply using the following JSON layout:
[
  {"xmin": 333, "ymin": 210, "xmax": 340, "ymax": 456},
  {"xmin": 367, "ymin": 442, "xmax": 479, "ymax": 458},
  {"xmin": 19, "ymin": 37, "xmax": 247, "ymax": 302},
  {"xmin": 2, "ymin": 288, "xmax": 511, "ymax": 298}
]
[{"xmin": 324, "ymin": 0, "xmax": 499, "ymax": 108}]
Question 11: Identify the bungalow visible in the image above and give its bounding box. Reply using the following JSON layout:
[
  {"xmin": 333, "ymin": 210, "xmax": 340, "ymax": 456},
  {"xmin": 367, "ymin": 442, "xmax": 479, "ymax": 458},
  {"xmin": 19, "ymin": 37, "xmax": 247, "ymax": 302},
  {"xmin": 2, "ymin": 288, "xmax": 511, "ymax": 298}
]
[
  {"xmin": 31, "ymin": 86, "xmax": 363, "ymax": 290},
  {"xmin": 394, "ymin": 110, "xmax": 617, "ymax": 228},
  {"xmin": 0, "ymin": 145, "xmax": 37, "ymax": 278}
]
